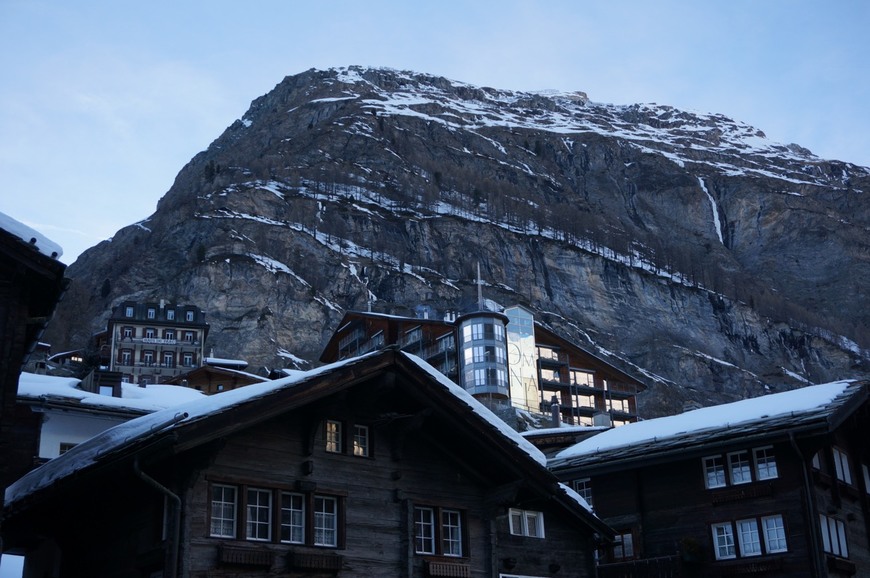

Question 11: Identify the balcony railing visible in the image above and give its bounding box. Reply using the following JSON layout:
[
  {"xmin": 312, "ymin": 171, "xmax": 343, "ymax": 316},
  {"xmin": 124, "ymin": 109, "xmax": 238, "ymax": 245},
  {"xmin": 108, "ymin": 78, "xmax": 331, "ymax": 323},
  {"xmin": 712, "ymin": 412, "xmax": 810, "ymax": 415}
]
[{"xmin": 598, "ymin": 555, "xmax": 682, "ymax": 578}]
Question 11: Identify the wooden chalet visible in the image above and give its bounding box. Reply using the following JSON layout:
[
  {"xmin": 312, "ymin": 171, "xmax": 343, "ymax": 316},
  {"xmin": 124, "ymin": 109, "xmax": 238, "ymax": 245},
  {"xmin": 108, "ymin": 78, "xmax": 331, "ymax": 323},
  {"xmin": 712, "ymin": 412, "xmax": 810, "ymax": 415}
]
[
  {"xmin": 164, "ymin": 363, "xmax": 267, "ymax": 395},
  {"xmin": 549, "ymin": 380, "xmax": 870, "ymax": 578},
  {"xmin": 0, "ymin": 214, "xmax": 67, "ymax": 500},
  {"xmin": 3, "ymin": 348, "xmax": 613, "ymax": 578}
]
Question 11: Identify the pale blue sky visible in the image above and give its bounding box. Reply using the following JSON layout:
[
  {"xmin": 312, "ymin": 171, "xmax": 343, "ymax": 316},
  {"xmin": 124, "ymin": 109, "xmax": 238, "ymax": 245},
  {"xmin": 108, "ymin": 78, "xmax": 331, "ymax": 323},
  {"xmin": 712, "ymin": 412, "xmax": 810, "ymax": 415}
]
[{"xmin": 2, "ymin": 0, "xmax": 868, "ymax": 265}]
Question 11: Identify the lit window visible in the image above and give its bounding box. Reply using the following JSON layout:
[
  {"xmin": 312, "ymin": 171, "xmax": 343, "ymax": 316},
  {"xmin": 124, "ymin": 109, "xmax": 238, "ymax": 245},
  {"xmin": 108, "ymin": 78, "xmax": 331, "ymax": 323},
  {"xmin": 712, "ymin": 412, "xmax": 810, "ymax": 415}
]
[
  {"xmin": 736, "ymin": 519, "xmax": 761, "ymax": 557},
  {"xmin": 572, "ymin": 478, "xmax": 593, "ymax": 509},
  {"xmin": 762, "ymin": 515, "xmax": 787, "ymax": 553},
  {"xmin": 832, "ymin": 447, "xmax": 853, "ymax": 485},
  {"xmin": 729, "ymin": 451, "xmax": 751, "ymax": 485},
  {"xmin": 353, "ymin": 424, "xmax": 369, "ymax": 457},
  {"xmin": 712, "ymin": 522, "xmax": 736, "ymax": 560},
  {"xmin": 325, "ymin": 420, "xmax": 342, "ymax": 453},
  {"xmin": 246, "ymin": 488, "xmax": 272, "ymax": 541},
  {"xmin": 415, "ymin": 507, "xmax": 436, "ymax": 554},
  {"xmin": 819, "ymin": 514, "xmax": 848, "ymax": 558},
  {"xmin": 704, "ymin": 456, "xmax": 726, "ymax": 488},
  {"xmin": 509, "ymin": 508, "xmax": 545, "ymax": 538},
  {"xmin": 314, "ymin": 496, "xmax": 338, "ymax": 547},
  {"xmin": 210, "ymin": 484, "xmax": 237, "ymax": 538},
  {"xmin": 280, "ymin": 493, "xmax": 305, "ymax": 544},
  {"xmin": 754, "ymin": 447, "xmax": 778, "ymax": 480}
]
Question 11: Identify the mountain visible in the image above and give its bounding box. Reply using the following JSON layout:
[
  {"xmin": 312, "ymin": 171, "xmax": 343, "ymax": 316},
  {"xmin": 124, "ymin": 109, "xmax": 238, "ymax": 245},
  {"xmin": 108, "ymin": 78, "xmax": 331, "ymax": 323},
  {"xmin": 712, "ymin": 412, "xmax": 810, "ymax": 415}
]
[{"xmin": 44, "ymin": 66, "xmax": 870, "ymax": 417}]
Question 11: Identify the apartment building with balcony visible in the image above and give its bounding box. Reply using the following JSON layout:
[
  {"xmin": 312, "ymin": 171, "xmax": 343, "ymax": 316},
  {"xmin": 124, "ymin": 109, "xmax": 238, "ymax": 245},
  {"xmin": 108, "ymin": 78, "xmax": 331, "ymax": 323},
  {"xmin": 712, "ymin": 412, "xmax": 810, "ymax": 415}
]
[
  {"xmin": 106, "ymin": 300, "xmax": 209, "ymax": 385},
  {"xmin": 320, "ymin": 304, "xmax": 645, "ymax": 427}
]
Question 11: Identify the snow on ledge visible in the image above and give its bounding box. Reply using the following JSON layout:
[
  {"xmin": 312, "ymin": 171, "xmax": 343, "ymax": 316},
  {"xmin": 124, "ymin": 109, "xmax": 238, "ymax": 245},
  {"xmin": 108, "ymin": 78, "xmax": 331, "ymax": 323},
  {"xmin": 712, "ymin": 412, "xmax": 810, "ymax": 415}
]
[{"xmin": 0, "ymin": 211, "xmax": 63, "ymax": 259}]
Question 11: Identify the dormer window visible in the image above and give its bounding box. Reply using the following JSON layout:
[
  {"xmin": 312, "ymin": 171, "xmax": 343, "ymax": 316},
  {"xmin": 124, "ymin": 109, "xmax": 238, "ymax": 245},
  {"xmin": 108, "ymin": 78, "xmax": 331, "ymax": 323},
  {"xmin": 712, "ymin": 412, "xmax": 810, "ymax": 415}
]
[
  {"xmin": 124, "ymin": 306, "xmax": 134, "ymax": 318},
  {"xmin": 186, "ymin": 310, "xmax": 195, "ymax": 322},
  {"xmin": 166, "ymin": 309, "xmax": 175, "ymax": 321},
  {"xmin": 147, "ymin": 307, "xmax": 156, "ymax": 319}
]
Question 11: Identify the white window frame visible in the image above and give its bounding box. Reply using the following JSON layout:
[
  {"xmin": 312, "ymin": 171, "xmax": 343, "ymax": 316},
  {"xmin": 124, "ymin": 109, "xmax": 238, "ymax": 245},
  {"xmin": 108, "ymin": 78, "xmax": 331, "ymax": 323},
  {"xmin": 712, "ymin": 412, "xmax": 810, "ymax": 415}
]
[
  {"xmin": 210, "ymin": 484, "xmax": 237, "ymax": 538},
  {"xmin": 754, "ymin": 446, "xmax": 778, "ymax": 480},
  {"xmin": 147, "ymin": 307, "xmax": 156, "ymax": 319},
  {"xmin": 246, "ymin": 488, "xmax": 272, "ymax": 541},
  {"xmin": 280, "ymin": 492, "xmax": 305, "ymax": 544},
  {"xmin": 325, "ymin": 420, "xmax": 342, "ymax": 453},
  {"xmin": 508, "ymin": 508, "xmax": 545, "ymax": 538},
  {"xmin": 415, "ymin": 506, "xmax": 436, "ymax": 554},
  {"xmin": 186, "ymin": 310, "xmax": 195, "ymax": 322},
  {"xmin": 441, "ymin": 509, "xmax": 463, "ymax": 556},
  {"xmin": 125, "ymin": 306, "xmax": 134, "ymax": 317},
  {"xmin": 736, "ymin": 518, "xmax": 762, "ymax": 557},
  {"xmin": 761, "ymin": 515, "xmax": 788, "ymax": 553},
  {"xmin": 819, "ymin": 514, "xmax": 848, "ymax": 558},
  {"xmin": 712, "ymin": 522, "xmax": 736, "ymax": 560},
  {"xmin": 166, "ymin": 309, "xmax": 175, "ymax": 320},
  {"xmin": 353, "ymin": 424, "xmax": 369, "ymax": 457},
  {"xmin": 704, "ymin": 456, "xmax": 726, "ymax": 489},
  {"xmin": 728, "ymin": 451, "xmax": 752, "ymax": 485},
  {"xmin": 572, "ymin": 478, "xmax": 593, "ymax": 509},
  {"xmin": 314, "ymin": 496, "xmax": 338, "ymax": 547},
  {"xmin": 832, "ymin": 447, "xmax": 853, "ymax": 485}
]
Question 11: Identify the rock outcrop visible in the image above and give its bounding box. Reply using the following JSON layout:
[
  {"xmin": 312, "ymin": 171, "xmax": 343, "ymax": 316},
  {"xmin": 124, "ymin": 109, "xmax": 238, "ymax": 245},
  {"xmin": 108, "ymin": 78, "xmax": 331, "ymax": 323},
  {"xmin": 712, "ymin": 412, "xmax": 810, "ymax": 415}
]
[{"xmin": 45, "ymin": 66, "xmax": 870, "ymax": 417}]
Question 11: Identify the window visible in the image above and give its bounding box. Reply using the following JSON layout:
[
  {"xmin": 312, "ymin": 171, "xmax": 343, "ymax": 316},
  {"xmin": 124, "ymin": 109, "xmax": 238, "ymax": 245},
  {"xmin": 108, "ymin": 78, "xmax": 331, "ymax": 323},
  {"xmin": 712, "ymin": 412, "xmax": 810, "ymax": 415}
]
[
  {"xmin": 162, "ymin": 352, "xmax": 174, "ymax": 368},
  {"xmin": 414, "ymin": 506, "xmax": 465, "ymax": 557},
  {"xmin": 863, "ymin": 464, "xmax": 870, "ymax": 495},
  {"xmin": 572, "ymin": 478, "xmax": 593, "ymax": 509},
  {"xmin": 281, "ymin": 492, "xmax": 305, "ymax": 544},
  {"xmin": 120, "ymin": 350, "xmax": 132, "ymax": 365},
  {"xmin": 147, "ymin": 307, "xmax": 156, "ymax": 319},
  {"xmin": 754, "ymin": 447, "xmax": 778, "ymax": 480},
  {"xmin": 125, "ymin": 306, "xmax": 134, "ymax": 317},
  {"xmin": 210, "ymin": 484, "xmax": 237, "ymax": 538},
  {"xmin": 736, "ymin": 519, "xmax": 761, "ymax": 557},
  {"xmin": 712, "ymin": 523, "xmax": 736, "ymax": 560},
  {"xmin": 762, "ymin": 515, "xmax": 787, "ymax": 553},
  {"xmin": 509, "ymin": 508, "xmax": 545, "ymax": 538},
  {"xmin": 441, "ymin": 510, "xmax": 463, "ymax": 556},
  {"xmin": 819, "ymin": 515, "xmax": 848, "ymax": 558},
  {"xmin": 832, "ymin": 447, "xmax": 853, "ymax": 485},
  {"xmin": 122, "ymin": 326, "xmax": 133, "ymax": 338},
  {"xmin": 183, "ymin": 352, "xmax": 194, "ymax": 367},
  {"xmin": 728, "ymin": 451, "xmax": 751, "ymax": 485},
  {"xmin": 186, "ymin": 310, "xmax": 195, "ymax": 322},
  {"xmin": 143, "ymin": 351, "xmax": 154, "ymax": 365},
  {"xmin": 353, "ymin": 424, "xmax": 369, "ymax": 457},
  {"xmin": 704, "ymin": 456, "xmax": 726, "ymax": 489},
  {"xmin": 184, "ymin": 331, "xmax": 194, "ymax": 342},
  {"xmin": 246, "ymin": 488, "xmax": 272, "ymax": 541},
  {"xmin": 210, "ymin": 483, "xmax": 340, "ymax": 547},
  {"xmin": 613, "ymin": 531, "xmax": 634, "ymax": 560},
  {"xmin": 415, "ymin": 507, "xmax": 436, "ymax": 554},
  {"xmin": 314, "ymin": 496, "xmax": 338, "ymax": 547},
  {"xmin": 164, "ymin": 329, "xmax": 175, "ymax": 340},
  {"xmin": 59, "ymin": 442, "xmax": 77, "ymax": 454},
  {"xmin": 145, "ymin": 328, "xmax": 156, "ymax": 339},
  {"xmin": 166, "ymin": 309, "xmax": 175, "ymax": 320},
  {"xmin": 325, "ymin": 420, "xmax": 342, "ymax": 453}
]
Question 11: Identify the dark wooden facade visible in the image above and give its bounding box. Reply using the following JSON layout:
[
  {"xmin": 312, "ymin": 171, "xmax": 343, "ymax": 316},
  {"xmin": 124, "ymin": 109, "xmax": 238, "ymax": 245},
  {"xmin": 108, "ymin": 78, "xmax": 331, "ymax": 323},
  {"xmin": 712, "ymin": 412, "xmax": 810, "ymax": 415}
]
[
  {"xmin": 3, "ymin": 349, "xmax": 612, "ymax": 577},
  {"xmin": 551, "ymin": 380, "xmax": 870, "ymax": 577},
  {"xmin": 0, "ymin": 223, "xmax": 67, "ymax": 499}
]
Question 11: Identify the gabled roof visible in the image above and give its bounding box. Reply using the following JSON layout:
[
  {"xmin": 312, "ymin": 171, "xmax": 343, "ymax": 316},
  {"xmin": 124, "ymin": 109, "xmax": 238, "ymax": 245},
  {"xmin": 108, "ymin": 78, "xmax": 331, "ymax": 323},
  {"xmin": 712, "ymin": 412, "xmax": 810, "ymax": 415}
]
[
  {"xmin": 551, "ymin": 380, "xmax": 868, "ymax": 472},
  {"xmin": 5, "ymin": 348, "xmax": 611, "ymax": 536}
]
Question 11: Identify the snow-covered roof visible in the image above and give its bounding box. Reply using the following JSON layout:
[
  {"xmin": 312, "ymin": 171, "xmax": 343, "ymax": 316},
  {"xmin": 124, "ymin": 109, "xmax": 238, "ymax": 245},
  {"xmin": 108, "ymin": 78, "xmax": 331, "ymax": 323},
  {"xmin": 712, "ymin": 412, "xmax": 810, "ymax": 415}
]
[
  {"xmin": 204, "ymin": 356, "xmax": 248, "ymax": 368},
  {"xmin": 17, "ymin": 372, "xmax": 207, "ymax": 414},
  {"xmin": 6, "ymin": 350, "xmax": 547, "ymax": 509},
  {"xmin": 0, "ymin": 211, "xmax": 63, "ymax": 259},
  {"xmin": 551, "ymin": 380, "xmax": 862, "ymax": 468}
]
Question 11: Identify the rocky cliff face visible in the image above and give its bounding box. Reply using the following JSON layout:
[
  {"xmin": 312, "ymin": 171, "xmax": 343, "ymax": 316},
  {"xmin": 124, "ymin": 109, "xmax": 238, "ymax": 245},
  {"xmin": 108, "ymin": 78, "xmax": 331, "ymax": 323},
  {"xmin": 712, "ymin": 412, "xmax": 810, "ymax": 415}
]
[{"xmin": 46, "ymin": 66, "xmax": 870, "ymax": 417}]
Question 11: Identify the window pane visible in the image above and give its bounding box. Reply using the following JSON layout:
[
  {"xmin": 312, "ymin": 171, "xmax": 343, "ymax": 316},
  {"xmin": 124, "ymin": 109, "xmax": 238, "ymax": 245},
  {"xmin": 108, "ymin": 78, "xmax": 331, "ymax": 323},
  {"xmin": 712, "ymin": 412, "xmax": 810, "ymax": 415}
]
[
  {"xmin": 836, "ymin": 519, "xmax": 848, "ymax": 558},
  {"xmin": 314, "ymin": 496, "xmax": 337, "ymax": 546},
  {"xmin": 246, "ymin": 488, "xmax": 272, "ymax": 541},
  {"xmin": 762, "ymin": 515, "xmax": 787, "ymax": 553},
  {"xmin": 441, "ymin": 510, "xmax": 462, "ymax": 557},
  {"xmin": 704, "ymin": 456, "xmax": 726, "ymax": 488},
  {"xmin": 210, "ymin": 485, "xmax": 236, "ymax": 538},
  {"xmin": 415, "ymin": 507, "xmax": 435, "ymax": 554},
  {"xmin": 353, "ymin": 425, "xmax": 369, "ymax": 457},
  {"xmin": 326, "ymin": 420, "xmax": 342, "ymax": 453},
  {"xmin": 754, "ymin": 447, "xmax": 778, "ymax": 480},
  {"xmin": 281, "ymin": 493, "xmax": 305, "ymax": 544},
  {"xmin": 712, "ymin": 523, "xmax": 736, "ymax": 559},
  {"xmin": 525, "ymin": 512, "xmax": 540, "ymax": 537},
  {"xmin": 736, "ymin": 519, "xmax": 761, "ymax": 556},
  {"xmin": 729, "ymin": 452, "xmax": 751, "ymax": 485},
  {"xmin": 509, "ymin": 510, "xmax": 523, "ymax": 535}
]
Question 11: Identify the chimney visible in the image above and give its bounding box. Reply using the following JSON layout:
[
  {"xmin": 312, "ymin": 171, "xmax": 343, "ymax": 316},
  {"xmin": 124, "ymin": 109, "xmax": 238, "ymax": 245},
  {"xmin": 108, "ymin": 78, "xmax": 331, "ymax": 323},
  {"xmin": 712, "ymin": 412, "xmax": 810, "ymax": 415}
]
[{"xmin": 550, "ymin": 395, "xmax": 561, "ymax": 428}]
